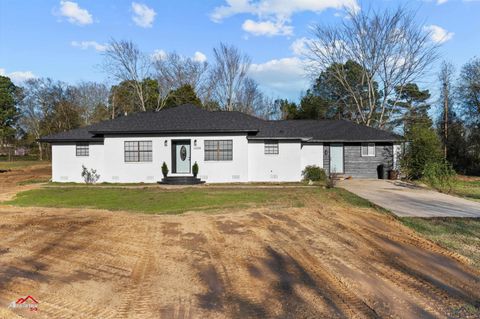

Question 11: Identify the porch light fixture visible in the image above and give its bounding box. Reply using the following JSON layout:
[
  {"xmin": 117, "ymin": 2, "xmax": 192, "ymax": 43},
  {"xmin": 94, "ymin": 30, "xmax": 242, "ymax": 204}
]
[
  {"xmin": 194, "ymin": 139, "xmax": 197, "ymax": 147},
  {"xmin": 164, "ymin": 140, "xmax": 168, "ymax": 147}
]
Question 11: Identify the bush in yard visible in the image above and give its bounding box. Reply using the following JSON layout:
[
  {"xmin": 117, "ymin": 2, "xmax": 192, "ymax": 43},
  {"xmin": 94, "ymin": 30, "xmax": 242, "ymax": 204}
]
[
  {"xmin": 192, "ymin": 162, "xmax": 199, "ymax": 177},
  {"xmin": 81, "ymin": 165, "xmax": 100, "ymax": 184},
  {"xmin": 326, "ymin": 173, "xmax": 338, "ymax": 188},
  {"xmin": 302, "ymin": 165, "xmax": 327, "ymax": 182},
  {"xmin": 162, "ymin": 162, "xmax": 169, "ymax": 178},
  {"xmin": 401, "ymin": 124, "xmax": 445, "ymax": 180},
  {"xmin": 422, "ymin": 160, "xmax": 456, "ymax": 193}
]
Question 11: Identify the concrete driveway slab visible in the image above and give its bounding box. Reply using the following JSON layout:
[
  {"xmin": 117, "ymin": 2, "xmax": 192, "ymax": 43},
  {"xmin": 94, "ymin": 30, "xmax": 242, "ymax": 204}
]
[{"xmin": 338, "ymin": 179, "xmax": 480, "ymax": 217}]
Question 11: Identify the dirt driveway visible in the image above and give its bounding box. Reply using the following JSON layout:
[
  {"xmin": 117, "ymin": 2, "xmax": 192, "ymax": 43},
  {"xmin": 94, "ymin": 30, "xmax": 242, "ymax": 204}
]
[
  {"xmin": 339, "ymin": 179, "xmax": 480, "ymax": 217},
  {"xmin": 1, "ymin": 168, "xmax": 479, "ymax": 318}
]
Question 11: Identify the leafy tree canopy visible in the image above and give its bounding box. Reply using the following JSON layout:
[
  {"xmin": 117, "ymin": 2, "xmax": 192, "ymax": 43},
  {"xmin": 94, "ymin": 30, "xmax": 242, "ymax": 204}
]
[
  {"xmin": 0, "ymin": 76, "xmax": 20, "ymax": 141},
  {"xmin": 389, "ymin": 83, "xmax": 432, "ymax": 132},
  {"xmin": 164, "ymin": 84, "xmax": 202, "ymax": 108}
]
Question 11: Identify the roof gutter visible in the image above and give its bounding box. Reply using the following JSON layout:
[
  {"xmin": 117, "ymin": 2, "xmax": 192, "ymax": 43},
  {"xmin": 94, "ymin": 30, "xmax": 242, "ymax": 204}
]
[
  {"xmin": 247, "ymin": 136, "xmax": 312, "ymax": 141},
  {"xmin": 89, "ymin": 129, "xmax": 259, "ymax": 135},
  {"xmin": 306, "ymin": 139, "xmax": 403, "ymax": 143},
  {"xmin": 37, "ymin": 138, "xmax": 104, "ymax": 143}
]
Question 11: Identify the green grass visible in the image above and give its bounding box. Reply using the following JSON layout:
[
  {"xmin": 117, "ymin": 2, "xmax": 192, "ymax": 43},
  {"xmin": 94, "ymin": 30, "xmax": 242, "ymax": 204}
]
[
  {"xmin": 47, "ymin": 182, "xmax": 156, "ymax": 187},
  {"xmin": 400, "ymin": 217, "xmax": 480, "ymax": 270},
  {"xmin": 17, "ymin": 177, "xmax": 51, "ymax": 185},
  {"xmin": 0, "ymin": 160, "xmax": 49, "ymax": 170},
  {"xmin": 6, "ymin": 187, "xmax": 327, "ymax": 214},
  {"xmin": 450, "ymin": 179, "xmax": 480, "ymax": 202}
]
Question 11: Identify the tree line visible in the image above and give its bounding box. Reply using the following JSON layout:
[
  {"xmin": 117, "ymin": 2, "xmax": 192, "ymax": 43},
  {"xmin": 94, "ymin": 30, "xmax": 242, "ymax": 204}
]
[
  {"xmin": 0, "ymin": 6, "xmax": 479, "ymax": 175},
  {"xmin": 0, "ymin": 42, "xmax": 278, "ymax": 160}
]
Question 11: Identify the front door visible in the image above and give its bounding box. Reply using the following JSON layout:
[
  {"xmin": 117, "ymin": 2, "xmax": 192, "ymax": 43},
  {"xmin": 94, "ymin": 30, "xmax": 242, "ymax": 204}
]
[
  {"xmin": 330, "ymin": 143, "xmax": 344, "ymax": 173},
  {"xmin": 173, "ymin": 140, "xmax": 191, "ymax": 173}
]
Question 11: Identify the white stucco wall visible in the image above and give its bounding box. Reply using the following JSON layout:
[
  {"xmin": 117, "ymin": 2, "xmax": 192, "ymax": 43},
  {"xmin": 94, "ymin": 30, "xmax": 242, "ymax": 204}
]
[
  {"xmin": 52, "ymin": 137, "xmax": 326, "ymax": 183},
  {"xmin": 300, "ymin": 143, "xmax": 324, "ymax": 170},
  {"xmin": 247, "ymin": 140, "xmax": 303, "ymax": 182},
  {"xmin": 105, "ymin": 135, "xmax": 248, "ymax": 183},
  {"xmin": 52, "ymin": 143, "xmax": 105, "ymax": 183},
  {"xmin": 53, "ymin": 134, "xmax": 249, "ymax": 183}
]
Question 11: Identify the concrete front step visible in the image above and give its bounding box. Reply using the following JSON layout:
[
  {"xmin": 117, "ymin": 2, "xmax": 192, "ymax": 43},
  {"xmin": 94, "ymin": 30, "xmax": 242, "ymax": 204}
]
[{"xmin": 158, "ymin": 176, "xmax": 205, "ymax": 185}]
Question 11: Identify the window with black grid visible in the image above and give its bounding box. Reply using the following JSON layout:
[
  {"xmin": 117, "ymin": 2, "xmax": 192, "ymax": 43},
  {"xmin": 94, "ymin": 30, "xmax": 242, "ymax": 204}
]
[
  {"xmin": 124, "ymin": 141, "xmax": 152, "ymax": 162},
  {"xmin": 76, "ymin": 143, "xmax": 89, "ymax": 156},
  {"xmin": 204, "ymin": 140, "xmax": 233, "ymax": 161},
  {"xmin": 264, "ymin": 140, "xmax": 279, "ymax": 155}
]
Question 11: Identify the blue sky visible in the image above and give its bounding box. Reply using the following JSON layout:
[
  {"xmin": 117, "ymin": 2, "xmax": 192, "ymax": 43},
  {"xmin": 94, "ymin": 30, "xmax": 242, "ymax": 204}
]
[{"xmin": 1, "ymin": 0, "xmax": 479, "ymax": 101}]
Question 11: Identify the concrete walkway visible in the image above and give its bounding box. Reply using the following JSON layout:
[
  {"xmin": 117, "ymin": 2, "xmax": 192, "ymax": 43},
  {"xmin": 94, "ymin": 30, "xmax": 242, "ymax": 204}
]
[{"xmin": 338, "ymin": 179, "xmax": 480, "ymax": 217}]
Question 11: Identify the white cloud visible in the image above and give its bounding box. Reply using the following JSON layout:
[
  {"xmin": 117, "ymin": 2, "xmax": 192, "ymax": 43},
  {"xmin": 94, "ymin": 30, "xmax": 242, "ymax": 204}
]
[
  {"xmin": 71, "ymin": 40, "xmax": 107, "ymax": 52},
  {"xmin": 131, "ymin": 2, "xmax": 156, "ymax": 28},
  {"xmin": 242, "ymin": 19, "xmax": 293, "ymax": 36},
  {"xmin": 249, "ymin": 57, "xmax": 308, "ymax": 98},
  {"xmin": 211, "ymin": 0, "xmax": 359, "ymax": 22},
  {"xmin": 290, "ymin": 37, "xmax": 314, "ymax": 56},
  {"xmin": 57, "ymin": 1, "xmax": 93, "ymax": 25},
  {"xmin": 151, "ymin": 49, "xmax": 167, "ymax": 61},
  {"xmin": 424, "ymin": 24, "xmax": 454, "ymax": 44},
  {"xmin": 0, "ymin": 68, "xmax": 36, "ymax": 84},
  {"xmin": 437, "ymin": 0, "xmax": 448, "ymax": 4},
  {"xmin": 211, "ymin": 0, "xmax": 359, "ymax": 37},
  {"xmin": 193, "ymin": 51, "xmax": 207, "ymax": 63}
]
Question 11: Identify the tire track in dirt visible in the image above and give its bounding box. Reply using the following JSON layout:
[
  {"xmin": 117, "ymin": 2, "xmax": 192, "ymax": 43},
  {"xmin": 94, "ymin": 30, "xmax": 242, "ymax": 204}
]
[
  {"xmin": 317, "ymin": 207, "xmax": 480, "ymax": 297},
  {"xmin": 116, "ymin": 223, "xmax": 158, "ymax": 319},
  {"xmin": 260, "ymin": 213, "xmax": 379, "ymax": 319},
  {"xmin": 342, "ymin": 223, "xmax": 477, "ymax": 317},
  {"xmin": 197, "ymin": 222, "xmax": 245, "ymax": 316},
  {"xmin": 362, "ymin": 223, "xmax": 480, "ymax": 294}
]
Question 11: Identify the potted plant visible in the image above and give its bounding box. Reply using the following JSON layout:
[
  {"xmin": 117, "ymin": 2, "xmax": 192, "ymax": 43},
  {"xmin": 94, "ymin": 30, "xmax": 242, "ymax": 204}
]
[
  {"xmin": 162, "ymin": 162, "xmax": 169, "ymax": 178},
  {"xmin": 192, "ymin": 162, "xmax": 199, "ymax": 178}
]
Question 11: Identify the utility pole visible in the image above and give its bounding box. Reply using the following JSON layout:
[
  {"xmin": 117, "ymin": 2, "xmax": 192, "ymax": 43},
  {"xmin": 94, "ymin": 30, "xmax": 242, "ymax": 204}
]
[{"xmin": 443, "ymin": 81, "xmax": 448, "ymax": 159}]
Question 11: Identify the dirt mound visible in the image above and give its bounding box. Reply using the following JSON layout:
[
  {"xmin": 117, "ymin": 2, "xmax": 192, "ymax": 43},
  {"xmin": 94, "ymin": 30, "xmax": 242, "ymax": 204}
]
[
  {"xmin": 0, "ymin": 199, "xmax": 478, "ymax": 318},
  {"xmin": 0, "ymin": 164, "xmax": 50, "ymax": 201}
]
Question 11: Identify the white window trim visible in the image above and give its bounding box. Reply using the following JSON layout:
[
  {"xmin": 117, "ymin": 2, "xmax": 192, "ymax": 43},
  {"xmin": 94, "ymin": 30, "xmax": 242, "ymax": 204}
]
[
  {"xmin": 361, "ymin": 143, "xmax": 376, "ymax": 157},
  {"xmin": 124, "ymin": 140, "xmax": 153, "ymax": 163},
  {"xmin": 204, "ymin": 140, "xmax": 233, "ymax": 161}
]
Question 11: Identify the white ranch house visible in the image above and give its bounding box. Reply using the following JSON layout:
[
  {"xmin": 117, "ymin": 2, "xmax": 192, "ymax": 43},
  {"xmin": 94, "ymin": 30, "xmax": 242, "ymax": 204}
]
[{"xmin": 41, "ymin": 104, "xmax": 402, "ymax": 184}]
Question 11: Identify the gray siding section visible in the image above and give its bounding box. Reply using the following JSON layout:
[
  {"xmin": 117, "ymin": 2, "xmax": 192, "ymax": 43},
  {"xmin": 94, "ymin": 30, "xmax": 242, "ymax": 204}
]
[
  {"xmin": 323, "ymin": 144, "xmax": 330, "ymax": 173},
  {"xmin": 323, "ymin": 142, "xmax": 393, "ymax": 178},
  {"xmin": 344, "ymin": 143, "xmax": 393, "ymax": 178}
]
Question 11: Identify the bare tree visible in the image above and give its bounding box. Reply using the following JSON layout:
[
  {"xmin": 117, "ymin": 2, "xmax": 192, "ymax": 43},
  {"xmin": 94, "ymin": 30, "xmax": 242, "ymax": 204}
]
[
  {"xmin": 18, "ymin": 78, "xmax": 52, "ymax": 160},
  {"xmin": 307, "ymin": 6, "xmax": 439, "ymax": 128},
  {"xmin": 458, "ymin": 57, "xmax": 480, "ymax": 121},
  {"xmin": 211, "ymin": 43, "xmax": 251, "ymax": 111},
  {"xmin": 236, "ymin": 77, "xmax": 263, "ymax": 114},
  {"xmin": 438, "ymin": 61, "xmax": 455, "ymax": 158},
  {"xmin": 72, "ymin": 81, "xmax": 110, "ymax": 125},
  {"xmin": 18, "ymin": 78, "xmax": 81, "ymax": 160},
  {"xmin": 152, "ymin": 52, "xmax": 209, "ymax": 110},
  {"xmin": 102, "ymin": 39, "xmax": 150, "ymax": 111}
]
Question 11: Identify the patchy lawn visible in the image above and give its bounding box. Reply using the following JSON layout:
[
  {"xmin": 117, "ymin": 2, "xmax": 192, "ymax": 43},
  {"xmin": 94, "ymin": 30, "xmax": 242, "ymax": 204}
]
[
  {"xmin": 0, "ymin": 160, "xmax": 49, "ymax": 170},
  {"xmin": 400, "ymin": 217, "xmax": 480, "ymax": 270},
  {"xmin": 1, "ymin": 189, "xmax": 479, "ymax": 318},
  {"xmin": 7, "ymin": 186, "xmax": 353, "ymax": 214},
  {"xmin": 17, "ymin": 177, "xmax": 51, "ymax": 185},
  {"xmin": 450, "ymin": 177, "xmax": 480, "ymax": 202}
]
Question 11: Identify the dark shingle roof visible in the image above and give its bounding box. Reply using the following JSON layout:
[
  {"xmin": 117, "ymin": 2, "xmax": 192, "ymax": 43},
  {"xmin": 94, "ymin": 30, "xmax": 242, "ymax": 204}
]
[
  {"xmin": 254, "ymin": 120, "xmax": 401, "ymax": 142},
  {"xmin": 40, "ymin": 104, "xmax": 401, "ymax": 142},
  {"xmin": 89, "ymin": 104, "xmax": 264, "ymax": 134},
  {"xmin": 39, "ymin": 124, "xmax": 104, "ymax": 143}
]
